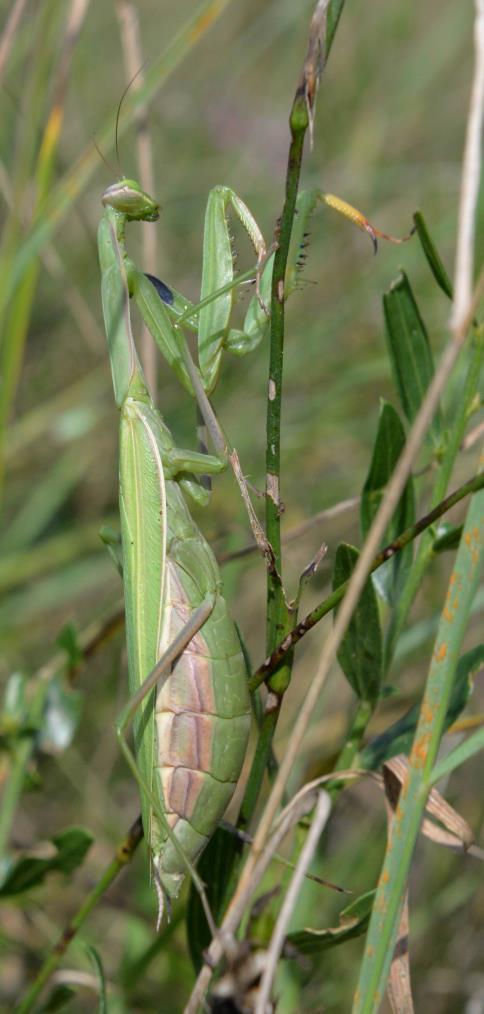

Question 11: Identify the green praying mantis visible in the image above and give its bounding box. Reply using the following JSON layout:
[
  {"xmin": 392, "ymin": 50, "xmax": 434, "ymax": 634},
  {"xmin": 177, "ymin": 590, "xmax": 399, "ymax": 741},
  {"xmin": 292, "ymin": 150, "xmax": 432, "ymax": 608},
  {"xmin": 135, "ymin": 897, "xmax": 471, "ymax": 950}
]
[
  {"xmin": 98, "ymin": 172, "xmax": 410, "ymax": 923},
  {"xmin": 98, "ymin": 179, "xmax": 276, "ymax": 923}
]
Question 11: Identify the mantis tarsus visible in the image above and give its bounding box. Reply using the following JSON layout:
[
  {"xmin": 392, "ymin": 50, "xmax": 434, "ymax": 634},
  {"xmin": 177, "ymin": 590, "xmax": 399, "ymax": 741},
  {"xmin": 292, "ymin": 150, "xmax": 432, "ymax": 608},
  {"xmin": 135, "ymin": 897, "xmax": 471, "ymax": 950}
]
[{"xmin": 98, "ymin": 173, "xmax": 411, "ymax": 922}]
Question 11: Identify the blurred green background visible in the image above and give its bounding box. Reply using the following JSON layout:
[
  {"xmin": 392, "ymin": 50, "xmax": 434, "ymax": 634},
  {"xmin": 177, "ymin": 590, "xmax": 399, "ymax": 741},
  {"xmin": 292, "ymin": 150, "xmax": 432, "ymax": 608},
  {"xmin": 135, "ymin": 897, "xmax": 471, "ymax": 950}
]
[{"xmin": 1, "ymin": 1, "xmax": 482, "ymax": 1010}]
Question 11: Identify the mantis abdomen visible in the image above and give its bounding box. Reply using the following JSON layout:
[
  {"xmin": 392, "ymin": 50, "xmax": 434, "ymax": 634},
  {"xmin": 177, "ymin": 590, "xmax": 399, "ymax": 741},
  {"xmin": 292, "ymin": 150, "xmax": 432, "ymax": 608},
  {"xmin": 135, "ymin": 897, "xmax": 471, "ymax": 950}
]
[
  {"xmin": 119, "ymin": 394, "xmax": 251, "ymax": 901},
  {"xmin": 155, "ymin": 478, "xmax": 251, "ymax": 885}
]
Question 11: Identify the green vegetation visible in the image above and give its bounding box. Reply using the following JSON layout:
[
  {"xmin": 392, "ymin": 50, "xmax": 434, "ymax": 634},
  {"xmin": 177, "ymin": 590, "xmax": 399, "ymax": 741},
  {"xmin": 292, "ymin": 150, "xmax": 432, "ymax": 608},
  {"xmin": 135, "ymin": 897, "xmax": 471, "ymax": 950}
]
[{"xmin": 0, "ymin": 1, "xmax": 482, "ymax": 1011}]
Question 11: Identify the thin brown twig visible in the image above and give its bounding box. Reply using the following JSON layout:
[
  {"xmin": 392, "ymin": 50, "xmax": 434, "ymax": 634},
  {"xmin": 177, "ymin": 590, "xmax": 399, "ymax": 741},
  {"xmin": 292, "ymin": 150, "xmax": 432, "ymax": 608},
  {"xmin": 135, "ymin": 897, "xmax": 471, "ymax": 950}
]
[
  {"xmin": 229, "ymin": 448, "xmax": 275, "ymax": 566},
  {"xmin": 254, "ymin": 791, "xmax": 331, "ymax": 1014},
  {"xmin": 185, "ymin": 772, "xmax": 362, "ymax": 1012},
  {"xmin": 184, "ymin": 786, "xmax": 327, "ymax": 1014},
  {"xmin": 217, "ymin": 495, "xmax": 359, "ymax": 564},
  {"xmin": 251, "ymin": 468, "xmax": 484, "ymax": 690}
]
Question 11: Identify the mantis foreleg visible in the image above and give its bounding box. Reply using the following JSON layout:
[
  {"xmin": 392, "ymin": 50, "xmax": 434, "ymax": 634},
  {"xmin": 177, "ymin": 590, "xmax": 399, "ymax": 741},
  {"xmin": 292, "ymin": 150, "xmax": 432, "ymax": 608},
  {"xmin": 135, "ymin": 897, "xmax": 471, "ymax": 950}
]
[{"xmin": 130, "ymin": 185, "xmax": 411, "ymax": 408}]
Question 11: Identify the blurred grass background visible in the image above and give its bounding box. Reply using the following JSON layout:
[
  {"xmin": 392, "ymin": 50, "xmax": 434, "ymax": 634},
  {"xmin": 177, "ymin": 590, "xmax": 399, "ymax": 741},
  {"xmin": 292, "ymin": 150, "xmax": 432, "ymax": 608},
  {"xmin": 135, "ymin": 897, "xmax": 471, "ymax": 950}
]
[{"xmin": 0, "ymin": 0, "xmax": 482, "ymax": 1010}]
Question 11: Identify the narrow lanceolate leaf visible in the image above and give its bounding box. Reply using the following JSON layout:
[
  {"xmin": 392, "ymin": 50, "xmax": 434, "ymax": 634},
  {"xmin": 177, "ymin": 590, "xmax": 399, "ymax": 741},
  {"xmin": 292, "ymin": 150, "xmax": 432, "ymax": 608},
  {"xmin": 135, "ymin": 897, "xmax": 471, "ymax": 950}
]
[
  {"xmin": 361, "ymin": 400, "xmax": 415, "ymax": 604},
  {"xmin": 358, "ymin": 643, "xmax": 484, "ymax": 771},
  {"xmin": 383, "ymin": 271, "xmax": 443, "ymax": 447},
  {"xmin": 333, "ymin": 543, "xmax": 383, "ymax": 707},
  {"xmin": 413, "ymin": 212, "xmax": 453, "ymax": 300},
  {"xmin": 287, "ymin": 891, "xmax": 374, "ymax": 954}
]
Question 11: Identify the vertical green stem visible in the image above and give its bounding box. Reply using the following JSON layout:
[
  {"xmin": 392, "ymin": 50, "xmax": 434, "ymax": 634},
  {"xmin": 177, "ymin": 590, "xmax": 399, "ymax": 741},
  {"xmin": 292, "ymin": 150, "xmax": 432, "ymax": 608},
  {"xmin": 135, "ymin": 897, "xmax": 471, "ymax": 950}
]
[
  {"xmin": 258, "ymin": 105, "xmax": 308, "ymax": 820},
  {"xmin": 265, "ymin": 126, "xmax": 306, "ymax": 601},
  {"xmin": 241, "ymin": 0, "xmax": 347, "ymax": 828},
  {"xmin": 266, "ymin": 0, "xmax": 346, "ymax": 658}
]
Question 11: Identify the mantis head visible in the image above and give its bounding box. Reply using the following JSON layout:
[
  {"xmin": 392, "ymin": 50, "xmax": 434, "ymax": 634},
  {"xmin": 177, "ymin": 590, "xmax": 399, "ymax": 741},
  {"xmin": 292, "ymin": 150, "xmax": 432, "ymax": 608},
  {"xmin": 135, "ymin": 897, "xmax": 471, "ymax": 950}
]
[{"xmin": 102, "ymin": 178, "xmax": 160, "ymax": 222}]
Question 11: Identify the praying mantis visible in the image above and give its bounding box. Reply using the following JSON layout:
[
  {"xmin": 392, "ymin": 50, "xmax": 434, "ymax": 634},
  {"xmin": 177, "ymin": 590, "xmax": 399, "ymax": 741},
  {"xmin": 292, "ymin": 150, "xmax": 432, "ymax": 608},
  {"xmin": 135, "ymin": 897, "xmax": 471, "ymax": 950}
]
[
  {"xmin": 98, "ymin": 178, "xmax": 273, "ymax": 920},
  {"xmin": 98, "ymin": 173, "xmax": 410, "ymax": 921}
]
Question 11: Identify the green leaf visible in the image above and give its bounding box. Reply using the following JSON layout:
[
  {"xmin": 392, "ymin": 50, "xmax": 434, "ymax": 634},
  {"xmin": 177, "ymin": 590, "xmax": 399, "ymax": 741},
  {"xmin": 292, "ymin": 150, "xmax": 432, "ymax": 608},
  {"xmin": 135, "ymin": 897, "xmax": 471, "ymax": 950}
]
[
  {"xmin": 413, "ymin": 211, "xmax": 453, "ymax": 300},
  {"xmin": 50, "ymin": 827, "xmax": 93, "ymax": 873},
  {"xmin": 287, "ymin": 890, "xmax": 374, "ymax": 955},
  {"xmin": 383, "ymin": 271, "xmax": 443, "ymax": 445},
  {"xmin": 187, "ymin": 825, "xmax": 244, "ymax": 971},
  {"xmin": 359, "ymin": 643, "xmax": 484, "ymax": 770},
  {"xmin": 361, "ymin": 400, "xmax": 415, "ymax": 603},
  {"xmin": 0, "ymin": 826, "xmax": 93, "ymax": 896},
  {"xmin": 333, "ymin": 544, "xmax": 383, "ymax": 706}
]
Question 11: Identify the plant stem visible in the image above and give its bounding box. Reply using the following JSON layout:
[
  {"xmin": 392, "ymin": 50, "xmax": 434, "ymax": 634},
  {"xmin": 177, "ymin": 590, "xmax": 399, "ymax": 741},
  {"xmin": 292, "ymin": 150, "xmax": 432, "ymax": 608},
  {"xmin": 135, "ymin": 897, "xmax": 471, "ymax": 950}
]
[
  {"xmin": 264, "ymin": 110, "xmax": 306, "ymax": 661},
  {"xmin": 241, "ymin": 0, "xmax": 347, "ymax": 836}
]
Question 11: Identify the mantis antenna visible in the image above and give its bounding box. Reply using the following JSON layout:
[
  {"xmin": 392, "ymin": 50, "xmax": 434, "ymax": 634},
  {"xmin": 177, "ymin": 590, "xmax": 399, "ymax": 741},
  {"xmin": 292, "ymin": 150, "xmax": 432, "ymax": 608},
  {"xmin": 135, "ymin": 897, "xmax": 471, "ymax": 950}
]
[{"xmin": 114, "ymin": 62, "xmax": 148, "ymax": 174}]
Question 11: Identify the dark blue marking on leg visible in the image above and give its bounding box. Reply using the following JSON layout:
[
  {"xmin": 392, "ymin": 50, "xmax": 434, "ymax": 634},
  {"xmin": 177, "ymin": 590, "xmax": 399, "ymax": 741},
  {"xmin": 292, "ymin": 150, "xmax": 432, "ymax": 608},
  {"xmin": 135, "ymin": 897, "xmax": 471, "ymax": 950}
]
[{"xmin": 145, "ymin": 273, "xmax": 174, "ymax": 305}]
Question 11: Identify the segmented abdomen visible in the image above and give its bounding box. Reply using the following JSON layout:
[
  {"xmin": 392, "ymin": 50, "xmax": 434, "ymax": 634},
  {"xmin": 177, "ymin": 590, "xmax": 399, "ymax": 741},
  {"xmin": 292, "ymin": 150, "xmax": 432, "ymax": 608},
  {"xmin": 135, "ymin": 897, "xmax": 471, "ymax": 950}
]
[{"xmin": 153, "ymin": 481, "xmax": 250, "ymax": 892}]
